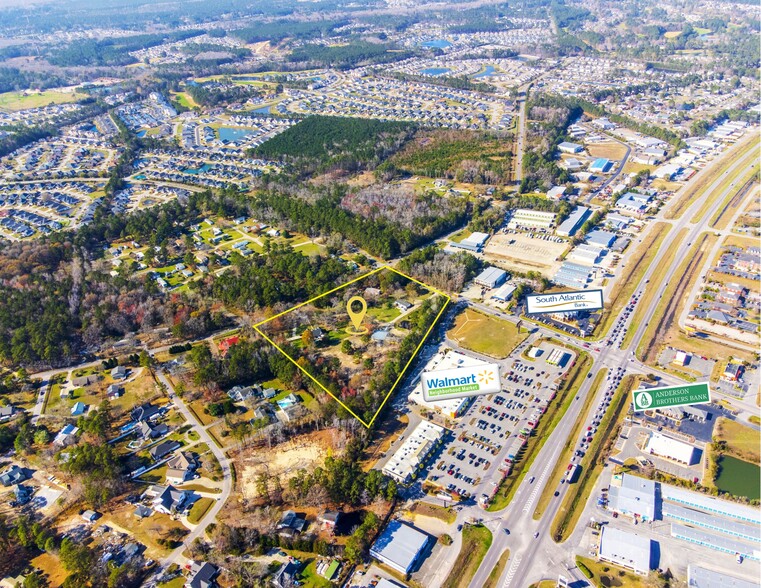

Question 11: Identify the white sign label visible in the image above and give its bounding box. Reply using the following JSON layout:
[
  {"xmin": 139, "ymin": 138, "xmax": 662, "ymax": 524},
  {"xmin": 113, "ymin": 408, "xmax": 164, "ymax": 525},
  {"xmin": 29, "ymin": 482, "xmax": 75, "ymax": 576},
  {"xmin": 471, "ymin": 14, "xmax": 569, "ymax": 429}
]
[
  {"xmin": 526, "ymin": 289, "xmax": 603, "ymax": 315},
  {"xmin": 422, "ymin": 363, "xmax": 501, "ymax": 402}
]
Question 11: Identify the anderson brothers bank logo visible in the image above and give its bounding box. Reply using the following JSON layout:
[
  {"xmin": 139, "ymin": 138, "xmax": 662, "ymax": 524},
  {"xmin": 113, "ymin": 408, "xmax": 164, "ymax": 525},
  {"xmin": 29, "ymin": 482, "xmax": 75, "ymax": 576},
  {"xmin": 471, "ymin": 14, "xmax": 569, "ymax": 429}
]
[
  {"xmin": 636, "ymin": 391, "xmax": 653, "ymax": 409},
  {"xmin": 423, "ymin": 364, "xmax": 501, "ymax": 399}
]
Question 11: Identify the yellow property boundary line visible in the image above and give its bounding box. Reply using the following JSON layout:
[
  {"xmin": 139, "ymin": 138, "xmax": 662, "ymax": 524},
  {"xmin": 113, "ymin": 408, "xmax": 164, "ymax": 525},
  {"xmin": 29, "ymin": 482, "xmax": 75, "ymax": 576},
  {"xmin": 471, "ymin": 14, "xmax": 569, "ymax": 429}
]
[{"xmin": 253, "ymin": 265, "xmax": 451, "ymax": 428}]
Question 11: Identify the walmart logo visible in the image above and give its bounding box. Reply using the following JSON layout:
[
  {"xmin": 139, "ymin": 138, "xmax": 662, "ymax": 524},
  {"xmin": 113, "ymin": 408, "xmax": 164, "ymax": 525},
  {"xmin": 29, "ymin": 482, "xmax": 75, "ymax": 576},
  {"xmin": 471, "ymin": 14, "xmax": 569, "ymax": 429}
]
[{"xmin": 477, "ymin": 370, "xmax": 495, "ymax": 386}]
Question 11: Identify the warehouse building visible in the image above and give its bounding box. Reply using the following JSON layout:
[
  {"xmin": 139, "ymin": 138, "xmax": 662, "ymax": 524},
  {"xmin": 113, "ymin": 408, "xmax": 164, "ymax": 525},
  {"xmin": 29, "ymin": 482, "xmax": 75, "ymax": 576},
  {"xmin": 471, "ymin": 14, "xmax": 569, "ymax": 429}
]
[
  {"xmin": 644, "ymin": 432, "xmax": 698, "ymax": 465},
  {"xmin": 607, "ymin": 473, "xmax": 657, "ymax": 521},
  {"xmin": 451, "ymin": 231, "xmax": 489, "ymax": 252},
  {"xmin": 598, "ymin": 527, "xmax": 653, "ymax": 575},
  {"xmin": 586, "ymin": 229, "xmax": 617, "ymax": 248},
  {"xmin": 661, "ymin": 485, "xmax": 761, "ymax": 525},
  {"xmin": 556, "ymin": 205, "xmax": 591, "ymax": 237},
  {"xmin": 382, "ymin": 420, "xmax": 444, "ymax": 484},
  {"xmin": 490, "ymin": 283, "xmax": 516, "ymax": 302},
  {"xmin": 663, "ymin": 503, "xmax": 761, "ymax": 543},
  {"xmin": 553, "ymin": 261, "xmax": 593, "ymax": 288},
  {"xmin": 605, "ymin": 213, "xmax": 632, "ymax": 231},
  {"xmin": 370, "ymin": 520, "xmax": 431, "ymax": 574},
  {"xmin": 589, "ymin": 158, "xmax": 613, "ymax": 173},
  {"xmin": 688, "ymin": 565, "xmax": 759, "ymax": 588},
  {"xmin": 474, "ymin": 266, "xmax": 507, "ymax": 288},
  {"xmin": 617, "ymin": 192, "xmax": 652, "ymax": 214},
  {"xmin": 507, "ymin": 208, "xmax": 557, "ymax": 230},
  {"xmin": 558, "ymin": 141, "xmax": 583, "ymax": 153},
  {"xmin": 568, "ymin": 243, "xmax": 606, "ymax": 266}
]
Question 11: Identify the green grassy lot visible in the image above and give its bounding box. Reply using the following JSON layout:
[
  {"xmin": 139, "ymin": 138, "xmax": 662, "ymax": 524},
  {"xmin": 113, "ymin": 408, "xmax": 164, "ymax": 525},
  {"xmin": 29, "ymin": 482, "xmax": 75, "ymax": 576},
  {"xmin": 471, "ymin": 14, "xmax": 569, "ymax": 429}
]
[
  {"xmin": 367, "ymin": 304, "xmax": 402, "ymax": 323},
  {"xmin": 483, "ymin": 550, "xmax": 510, "ymax": 588},
  {"xmin": 533, "ymin": 368, "xmax": 608, "ymax": 520},
  {"xmin": 488, "ymin": 350, "xmax": 592, "ymax": 511},
  {"xmin": 441, "ymin": 524, "xmax": 493, "ymax": 588},
  {"xmin": 576, "ymin": 556, "xmax": 650, "ymax": 588},
  {"xmin": 187, "ymin": 497, "xmax": 215, "ymax": 524},
  {"xmin": 448, "ymin": 308, "xmax": 528, "ymax": 359},
  {"xmin": 551, "ymin": 375, "xmax": 640, "ymax": 542},
  {"xmin": 0, "ymin": 89, "xmax": 84, "ymax": 111},
  {"xmin": 714, "ymin": 417, "xmax": 760, "ymax": 464}
]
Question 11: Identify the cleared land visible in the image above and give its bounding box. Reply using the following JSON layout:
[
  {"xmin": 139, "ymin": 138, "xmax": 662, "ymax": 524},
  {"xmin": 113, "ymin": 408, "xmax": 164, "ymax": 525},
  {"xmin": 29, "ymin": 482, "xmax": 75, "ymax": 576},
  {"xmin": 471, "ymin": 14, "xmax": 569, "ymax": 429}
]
[
  {"xmin": 586, "ymin": 142, "xmax": 628, "ymax": 161},
  {"xmin": 551, "ymin": 375, "xmax": 640, "ymax": 543},
  {"xmin": 441, "ymin": 524, "xmax": 493, "ymax": 588},
  {"xmin": 665, "ymin": 136, "xmax": 760, "ymax": 220},
  {"xmin": 483, "ymin": 232, "xmax": 567, "ymax": 276},
  {"xmin": 595, "ymin": 222, "xmax": 671, "ymax": 339},
  {"xmin": 407, "ymin": 502, "xmax": 456, "ymax": 524},
  {"xmin": 0, "ymin": 89, "xmax": 83, "ymax": 111},
  {"xmin": 637, "ymin": 232, "xmax": 720, "ymax": 364},
  {"xmin": 533, "ymin": 368, "xmax": 608, "ymax": 520},
  {"xmin": 448, "ymin": 308, "xmax": 528, "ymax": 358},
  {"xmin": 714, "ymin": 417, "xmax": 761, "ymax": 464}
]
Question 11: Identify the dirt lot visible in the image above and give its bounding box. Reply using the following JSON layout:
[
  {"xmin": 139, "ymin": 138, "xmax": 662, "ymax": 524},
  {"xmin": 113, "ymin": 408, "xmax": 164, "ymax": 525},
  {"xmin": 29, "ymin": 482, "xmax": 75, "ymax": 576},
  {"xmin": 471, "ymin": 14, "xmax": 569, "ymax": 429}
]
[
  {"xmin": 483, "ymin": 232, "xmax": 567, "ymax": 276},
  {"xmin": 240, "ymin": 429, "xmax": 340, "ymax": 499},
  {"xmin": 586, "ymin": 142, "xmax": 627, "ymax": 161}
]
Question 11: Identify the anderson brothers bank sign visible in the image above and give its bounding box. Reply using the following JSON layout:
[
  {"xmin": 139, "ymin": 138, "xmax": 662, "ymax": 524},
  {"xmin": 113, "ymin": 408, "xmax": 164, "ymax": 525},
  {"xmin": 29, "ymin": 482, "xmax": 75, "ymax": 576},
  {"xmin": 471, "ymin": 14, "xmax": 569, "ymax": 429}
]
[{"xmin": 526, "ymin": 289, "xmax": 604, "ymax": 315}]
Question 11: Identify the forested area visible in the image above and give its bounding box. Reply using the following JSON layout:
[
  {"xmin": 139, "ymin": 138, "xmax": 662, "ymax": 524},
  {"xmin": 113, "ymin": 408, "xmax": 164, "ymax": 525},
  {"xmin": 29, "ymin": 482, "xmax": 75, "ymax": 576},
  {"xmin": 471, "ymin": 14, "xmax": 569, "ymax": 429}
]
[
  {"xmin": 0, "ymin": 67, "xmax": 68, "ymax": 94},
  {"xmin": 383, "ymin": 71, "xmax": 496, "ymax": 94},
  {"xmin": 232, "ymin": 19, "xmax": 348, "ymax": 44},
  {"xmin": 252, "ymin": 115, "xmax": 414, "ymax": 174},
  {"xmin": 398, "ymin": 245, "xmax": 482, "ymax": 292},
  {"xmin": 384, "ymin": 129, "xmax": 512, "ymax": 184},
  {"xmin": 287, "ymin": 42, "xmax": 411, "ymax": 69},
  {"xmin": 186, "ymin": 82, "xmax": 262, "ymax": 107}
]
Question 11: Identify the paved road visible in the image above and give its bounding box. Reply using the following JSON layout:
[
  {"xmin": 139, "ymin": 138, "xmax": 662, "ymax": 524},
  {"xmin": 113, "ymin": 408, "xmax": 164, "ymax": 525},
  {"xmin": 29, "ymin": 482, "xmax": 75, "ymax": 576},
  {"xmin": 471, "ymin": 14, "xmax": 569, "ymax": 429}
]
[
  {"xmin": 155, "ymin": 371, "xmax": 233, "ymax": 571},
  {"xmin": 471, "ymin": 138, "xmax": 761, "ymax": 587}
]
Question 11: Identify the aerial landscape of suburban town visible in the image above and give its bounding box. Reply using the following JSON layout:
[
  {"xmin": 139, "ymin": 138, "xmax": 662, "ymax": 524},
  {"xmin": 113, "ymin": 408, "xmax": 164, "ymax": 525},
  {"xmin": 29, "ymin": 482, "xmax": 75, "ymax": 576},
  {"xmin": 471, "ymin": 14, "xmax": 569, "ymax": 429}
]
[{"xmin": 0, "ymin": 0, "xmax": 759, "ymax": 587}]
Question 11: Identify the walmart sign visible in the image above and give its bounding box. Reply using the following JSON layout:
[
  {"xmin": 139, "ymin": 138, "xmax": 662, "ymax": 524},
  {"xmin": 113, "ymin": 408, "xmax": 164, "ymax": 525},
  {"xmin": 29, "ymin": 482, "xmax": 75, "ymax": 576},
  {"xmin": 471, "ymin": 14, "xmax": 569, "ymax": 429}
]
[{"xmin": 422, "ymin": 363, "xmax": 501, "ymax": 402}]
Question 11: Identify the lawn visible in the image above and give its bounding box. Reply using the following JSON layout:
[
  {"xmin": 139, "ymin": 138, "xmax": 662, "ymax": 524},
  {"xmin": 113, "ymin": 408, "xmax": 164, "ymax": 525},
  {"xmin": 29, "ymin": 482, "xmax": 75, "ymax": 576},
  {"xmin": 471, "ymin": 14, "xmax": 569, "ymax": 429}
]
[
  {"xmin": 448, "ymin": 308, "xmax": 527, "ymax": 359},
  {"xmin": 576, "ymin": 556, "xmax": 650, "ymax": 588},
  {"xmin": 483, "ymin": 549, "xmax": 510, "ymax": 588},
  {"xmin": 32, "ymin": 552, "xmax": 68, "ymax": 587},
  {"xmin": 102, "ymin": 506, "xmax": 189, "ymax": 558},
  {"xmin": 187, "ymin": 496, "xmax": 215, "ymax": 524},
  {"xmin": 367, "ymin": 304, "xmax": 402, "ymax": 323},
  {"xmin": 441, "ymin": 524, "xmax": 493, "ymax": 588},
  {"xmin": 158, "ymin": 577, "xmax": 186, "ymax": 588},
  {"xmin": 0, "ymin": 89, "xmax": 84, "ymax": 111},
  {"xmin": 714, "ymin": 417, "xmax": 760, "ymax": 464}
]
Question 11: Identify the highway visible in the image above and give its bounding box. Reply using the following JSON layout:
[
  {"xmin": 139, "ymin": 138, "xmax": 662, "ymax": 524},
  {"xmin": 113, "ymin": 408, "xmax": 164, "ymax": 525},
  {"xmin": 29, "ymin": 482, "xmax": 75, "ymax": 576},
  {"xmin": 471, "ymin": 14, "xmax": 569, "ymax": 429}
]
[{"xmin": 468, "ymin": 145, "xmax": 761, "ymax": 587}]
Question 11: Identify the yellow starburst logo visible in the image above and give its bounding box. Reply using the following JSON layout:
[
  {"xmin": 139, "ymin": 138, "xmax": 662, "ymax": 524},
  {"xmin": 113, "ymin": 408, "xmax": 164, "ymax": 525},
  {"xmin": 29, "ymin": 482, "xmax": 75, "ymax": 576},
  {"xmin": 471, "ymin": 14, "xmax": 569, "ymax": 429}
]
[{"xmin": 477, "ymin": 370, "xmax": 495, "ymax": 386}]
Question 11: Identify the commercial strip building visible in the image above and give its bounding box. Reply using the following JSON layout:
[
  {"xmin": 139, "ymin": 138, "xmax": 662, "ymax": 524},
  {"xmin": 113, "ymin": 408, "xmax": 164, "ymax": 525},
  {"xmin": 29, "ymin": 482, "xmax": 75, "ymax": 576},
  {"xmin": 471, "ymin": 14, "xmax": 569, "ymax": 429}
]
[
  {"xmin": 671, "ymin": 524, "xmax": 759, "ymax": 561},
  {"xmin": 644, "ymin": 431, "xmax": 698, "ymax": 465},
  {"xmin": 408, "ymin": 349, "xmax": 484, "ymax": 419},
  {"xmin": 370, "ymin": 520, "xmax": 431, "ymax": 575},
  {"xmin": 598, "ymin": 527, "xmax": 653, "ymax": 575},
  {"xmin": 382, "ymin": 420, "xmax": 445, "ymax": 484},
  {"xmin": 507, "ymin": 208, "xmax": 557, "ymax": 231},
  {"xmin": 607, "ymin": 473, "xmax": 657, "ymax": 521},
  {"xmin": 474, "ymin": 266, "xmax": 508, "ymax": 288},
  {"xmin": 556, "ymin": 205, "xmax": 591, "ymax": 237}
]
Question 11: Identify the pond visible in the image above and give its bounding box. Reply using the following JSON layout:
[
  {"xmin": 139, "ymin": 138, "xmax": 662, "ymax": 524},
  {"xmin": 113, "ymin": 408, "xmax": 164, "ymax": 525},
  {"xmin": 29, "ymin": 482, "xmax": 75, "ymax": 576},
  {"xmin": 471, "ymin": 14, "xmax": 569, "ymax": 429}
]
[
  {"xmin": 218, "ymin": 126, "xmax": 253, "ymax": 142},
  {"xmin": 715, "ymin": 455, "xmax": 760, "ymax": 500},
  {"xmin": 420, "ymin": 67, "xmax": 451, "ymax": 76},
  {"xmin": 252, "ymin": 105, "xmax": 272, "ymax": 115},
  {"xmin": 473, "ymin": 65, "xmax": 497, "ymax": 78},
  {"xmin": 422, "ymin": 39, "xmax": 452, "ymax": 49},
  {"xmin": 183, "ymin": 163, "xmax": 212, "ymax": 175}
]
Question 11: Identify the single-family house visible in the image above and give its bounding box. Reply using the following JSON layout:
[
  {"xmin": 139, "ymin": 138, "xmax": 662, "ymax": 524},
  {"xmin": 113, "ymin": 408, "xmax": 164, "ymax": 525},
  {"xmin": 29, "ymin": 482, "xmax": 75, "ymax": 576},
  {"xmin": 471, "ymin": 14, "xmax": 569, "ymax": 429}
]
[
  {"xmin": 277, "ymin": 510, "xmax": 307, "ymax": 536},
  {"xmin": 318, "ymin": 511, "xmax": 341, "ymax": 532},
  {"xmin": 394, "ymin": 300, "xmax": 413, "ymax": 312},
  {"xmin": 149, "ymin": 440, "xmax": 181, "ymax": 461},
  {"xmin": 54, "ymin": 424, "xmax": 79, "ymax": 447},
  {"xmin": 81, "ymin": 510, "xmax": 100, "ymax": 523},
  {"xmin": 71, "ymin": 401, "xmax": 88, "ymax": 416},
  {"xmin": 165, "ymin": 452, "xmax": 198, "ymax": 485},
  {"xmin": 140, "ymin": 421, "xmax": 168, "ymax": 440},
  {"xmin": 0, "ymin": 465, "xmax": 27, "ymax": 487},
  {"xmin": 146, "ymin": 484, "xmax": 189, "ymax": 515},
  {"xmin": 111, "ymin": 366, "xmax": 127, "ymax": 380},
  {"xmin": 186, "ymin": 562, "xmax": 219, "ymax": 588}
]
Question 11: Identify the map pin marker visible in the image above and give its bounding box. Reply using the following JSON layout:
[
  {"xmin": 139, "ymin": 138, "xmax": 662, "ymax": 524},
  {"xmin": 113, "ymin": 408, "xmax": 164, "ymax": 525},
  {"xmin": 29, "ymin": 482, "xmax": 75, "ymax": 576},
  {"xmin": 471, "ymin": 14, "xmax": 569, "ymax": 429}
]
[{"xmin": 347, "ymin": 295, "xmax": 367, "ymax": 332}]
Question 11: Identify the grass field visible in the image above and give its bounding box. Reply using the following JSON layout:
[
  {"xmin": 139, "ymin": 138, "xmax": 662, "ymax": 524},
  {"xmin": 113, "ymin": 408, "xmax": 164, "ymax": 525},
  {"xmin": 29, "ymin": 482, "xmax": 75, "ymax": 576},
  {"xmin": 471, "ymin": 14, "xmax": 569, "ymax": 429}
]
[
  {"xmin": 710, "ymin": 177, "xmax": 760, "ymax": 230},
  {"xmin": 576, "ymin": 556, "xmax": 650, "ymax": 588},
  {"xmin": 594, "ymin": 222, "xmax": 671, "ymax": 340},
  {"xmin": 636, "ymin": 232, "xmax": 719, "ymax": 364},
  {"xmin": 32, "ymin": 552, "xmax": 68, "ymax": 587},
  {"xmin": 714, "ymin": 417, "xmax": 760, "ymax": 464},
  {"xmin": 551, "ymin": 375, "xmax": 640, "ymax": 543},
  {"xmin": 448, "ymin": 308, "xmax": 527, "ymax": 358},
  {"xmin": 441, "ymin": 524, "xmax": 493, "ymax": 588},
  {"xmin": 0, "ymin": 89, "xmax": 84, "ymax": 111},
  {"xmin": 488, "ymin": 349, "xmax": 592, "ymax": 511},
  {"xmin": 691, "ymin": 157, "xmax": 760, "ymax": 225},
  {"xmin": 187, "ymin": 497, "xmax": 215, "ymax": 524},
  {"xmin": 483, "ymin": 549, "xmax": 510, "ymax": 588},
  {"xmin": 586, "ymin": 142, "xmax": 627, "ymax": 160},
  {"xmin": 533, "ymin": 368, "xmax": 608, "ymax": 520},
  {"xmin": 666, "ymin": 135, "xmax": 760, "ymax": 220}
]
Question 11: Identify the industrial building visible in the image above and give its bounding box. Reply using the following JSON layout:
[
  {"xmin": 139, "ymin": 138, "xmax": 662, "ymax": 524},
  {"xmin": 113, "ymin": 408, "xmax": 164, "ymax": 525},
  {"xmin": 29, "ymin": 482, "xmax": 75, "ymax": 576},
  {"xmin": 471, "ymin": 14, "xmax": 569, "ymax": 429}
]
[
  {"xmin": 370, "ymin": 520, "xmax": 430, "ymax": 574},
  {"xmin": 671, "ymin": 524, "xmax": 759, "ymax": 561},
  {"xmin": 688, "ymin": 565, "xmax": 759, "ymax": 588},
  {"xmin": 586, "ymin": 229, "xmax": 617, "ymax": 248},
  {"xmin": 558, "ymin": 141, "xmax": 583, "ymax": 153},
  {"xmin": 507, "ymin": 208, "xmax": 557, "ymax": 230},
  {"xmin": 589, "ymin": 158, "xmax": 613, "ymax": 173},
  {"xmin": 598, "ymin": 527, "xmax": 653, "ymax": 575},
  {"xmin": 556, "ymin": 205, "xmax": 591, "ymax": 237},
  {"xmin": 490, "ymin": 283, "xmax": 517, "ymax": 302},
  {"xmin": 553, "ymin": 261, "xmax": 593, "ymax": 288},
  {"xmin": 607, "ymin": 473, "xmax": 657, "ymax": 521},
  {"xmin": 474, "ymin": 266, "xmax": 507, "ymax": 288},
  {"xmin": 644, "ymin": 432, "xmax": 698, "ymax": 465},
  {"xmin": 660, "ymin": 485, "xmax": 761, "ymax": 525},
  {"xmin": 451, "ymin": 231, "xmax": 489, "ymax": 252},
  {"xmin": 605, "ymin": 213, "xmax": 632, "ymax": 230},
  {"xmin": 382, "ymin": 420, "xmax": 445, "ymax": 484},
  {"xmin": 567, "ymin": 243, "xmax": 606, "ymax": 266},
  {"xmin": 617, "ymin": 191, "xmax": 652, "ymax": 214}
]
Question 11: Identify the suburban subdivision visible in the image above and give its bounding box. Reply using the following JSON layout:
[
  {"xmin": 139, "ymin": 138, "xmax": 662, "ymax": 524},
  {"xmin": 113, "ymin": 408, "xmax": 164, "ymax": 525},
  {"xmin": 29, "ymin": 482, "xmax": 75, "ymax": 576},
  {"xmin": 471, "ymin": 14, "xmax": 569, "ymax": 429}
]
[{"xmin": 0, "ymin": 1, "xmax": 759, "ymax": 588}]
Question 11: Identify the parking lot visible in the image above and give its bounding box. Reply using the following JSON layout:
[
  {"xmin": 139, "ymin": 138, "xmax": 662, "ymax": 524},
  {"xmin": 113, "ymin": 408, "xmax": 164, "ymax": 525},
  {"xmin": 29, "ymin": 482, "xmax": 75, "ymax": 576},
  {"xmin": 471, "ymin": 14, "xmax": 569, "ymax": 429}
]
[{"xmin": 422, "ymin": 340, "xmax": 575, "ymax": 500}]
